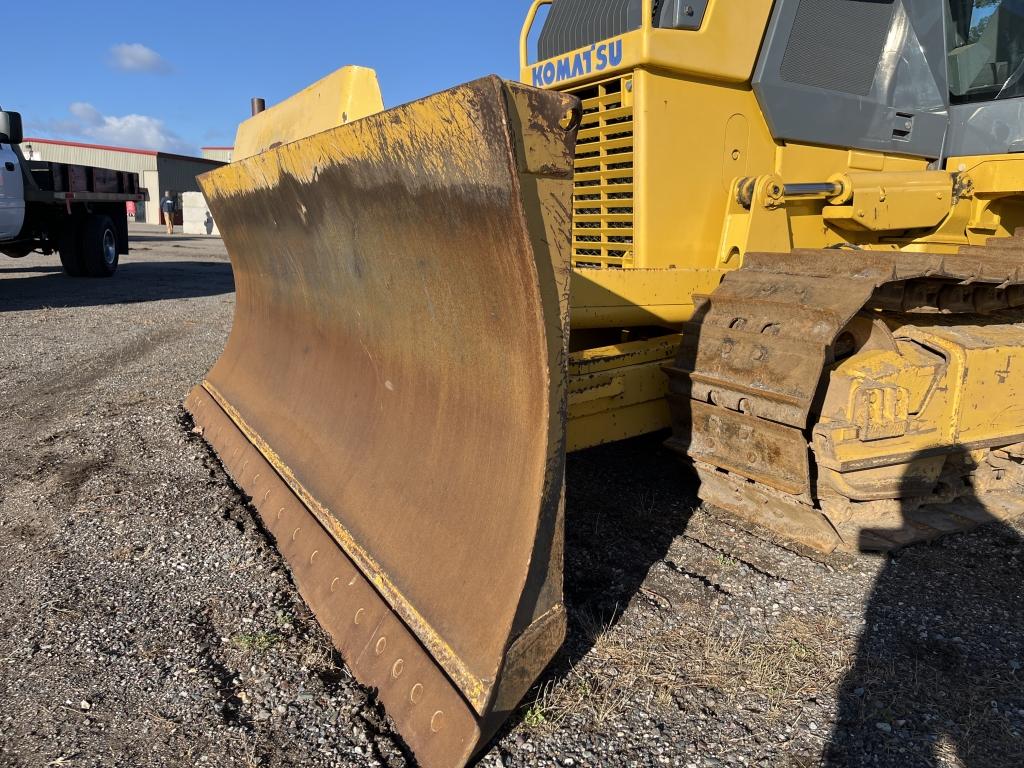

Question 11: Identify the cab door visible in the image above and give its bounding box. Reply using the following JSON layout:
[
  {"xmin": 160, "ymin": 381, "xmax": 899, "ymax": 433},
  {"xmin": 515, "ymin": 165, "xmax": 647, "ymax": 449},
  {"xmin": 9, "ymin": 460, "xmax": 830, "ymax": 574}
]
[{"xmin": 0, "ymin": 142, "xmax": 26, "ymax": 240}]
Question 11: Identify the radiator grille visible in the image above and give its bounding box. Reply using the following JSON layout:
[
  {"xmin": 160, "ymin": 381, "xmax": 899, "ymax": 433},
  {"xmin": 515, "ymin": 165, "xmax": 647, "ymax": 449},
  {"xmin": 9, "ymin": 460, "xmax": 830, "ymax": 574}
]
[{"xmin": 568, "ymin": 76, "xmax": 635, "ymax": 268}]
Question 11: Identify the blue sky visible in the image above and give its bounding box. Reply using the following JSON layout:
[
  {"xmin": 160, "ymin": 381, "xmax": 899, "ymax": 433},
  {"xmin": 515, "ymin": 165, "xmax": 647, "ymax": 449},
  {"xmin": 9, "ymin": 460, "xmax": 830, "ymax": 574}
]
[{"xmin": 6, "ymin": 1, "xmax": 546, "ymax": 155}]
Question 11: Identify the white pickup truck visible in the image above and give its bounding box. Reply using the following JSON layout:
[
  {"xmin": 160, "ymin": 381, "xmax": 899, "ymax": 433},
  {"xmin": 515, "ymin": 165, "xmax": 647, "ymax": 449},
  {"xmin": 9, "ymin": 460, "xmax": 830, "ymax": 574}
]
[{"xmin": 0, "ymin": 108, "xmax": 145, "ymax": 277}]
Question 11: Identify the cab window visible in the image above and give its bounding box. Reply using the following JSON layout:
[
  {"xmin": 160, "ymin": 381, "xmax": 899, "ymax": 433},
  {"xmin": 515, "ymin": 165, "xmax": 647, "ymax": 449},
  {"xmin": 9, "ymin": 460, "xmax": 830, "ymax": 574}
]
[{"xmin": 947, "ymin": 0, "xmax": 1024, "ymax": 102}]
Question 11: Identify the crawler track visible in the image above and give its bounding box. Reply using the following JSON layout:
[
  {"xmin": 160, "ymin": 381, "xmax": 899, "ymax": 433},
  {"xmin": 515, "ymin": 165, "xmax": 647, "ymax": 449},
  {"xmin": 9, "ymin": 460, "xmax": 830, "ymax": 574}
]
[{"xmin": 665, "ymin": 233, "xmax": 1024, "ymax": 552}]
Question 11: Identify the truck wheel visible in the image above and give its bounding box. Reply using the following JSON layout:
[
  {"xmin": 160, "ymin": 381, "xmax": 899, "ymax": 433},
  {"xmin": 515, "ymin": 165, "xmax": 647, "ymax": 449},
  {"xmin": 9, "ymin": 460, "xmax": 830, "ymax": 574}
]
[
  {"xmin": 82, "ymin": 215, "xmax": 119, "ymax": 277},
  {"xmin": 58, "ymin": 226, "xmax": 86, "ymax": 277}
]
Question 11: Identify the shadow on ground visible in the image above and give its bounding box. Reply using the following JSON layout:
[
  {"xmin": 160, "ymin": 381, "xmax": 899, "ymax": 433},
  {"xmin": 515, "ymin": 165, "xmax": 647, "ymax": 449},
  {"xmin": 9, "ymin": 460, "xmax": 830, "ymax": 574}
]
[
  {"xmin": 0, "ymin": 260, "xmax": 234, "ymax": 312},
  {"xmin": 125, "ymin": 233, "xmax": 218, "ymax": 243},
  {"xmin": 561, "ymin": 432, "xmax": 697, "ymax": 648},
  {"xmin": 501, "ymin": 432, "xmax": 698, "ymax": 734},
  {"xmin": 0, "ymin": 264, "xmax": 63, "ymax": 275},
  {"xmin": 501, "ymin": 436, "xmax": 1024, "ymax": 767},
  {"xmin": 825, "ymin": 447, "xmax": 1024, "ymax": 767}
]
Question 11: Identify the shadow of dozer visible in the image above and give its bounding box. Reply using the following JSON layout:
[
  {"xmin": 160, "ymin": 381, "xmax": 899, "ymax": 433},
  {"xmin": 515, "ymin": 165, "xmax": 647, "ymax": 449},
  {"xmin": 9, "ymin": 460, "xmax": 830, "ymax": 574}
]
[
  {"xmin": 654, "ymin": 242, "xmax": 1024, "ymax": 761},
  {"xmin": 821, "ymin": 441, "xmax": 1024, "ymax": 553},
  {"xmin": 825, "ymin": 446, "xmax": 1024, "ymax": 767}
]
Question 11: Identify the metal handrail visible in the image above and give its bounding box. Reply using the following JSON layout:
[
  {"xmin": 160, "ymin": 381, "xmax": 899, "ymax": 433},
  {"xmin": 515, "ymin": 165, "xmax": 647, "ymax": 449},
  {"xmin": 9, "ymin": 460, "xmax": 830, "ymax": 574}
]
[
  {"xmin": 519, "ymin": 0, "xmax": 552, "ymax": 69},
  {"xmin": 520, "ymin": 0, "xmax": 653, "ymax": 70}
]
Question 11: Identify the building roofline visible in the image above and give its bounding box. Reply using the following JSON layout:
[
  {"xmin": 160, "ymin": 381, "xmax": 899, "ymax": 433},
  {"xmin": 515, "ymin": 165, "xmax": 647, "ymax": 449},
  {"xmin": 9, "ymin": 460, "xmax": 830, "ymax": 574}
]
[
  {"xmin": 201, "ymin": 146, "xmax": 234, "ymax": 150},
  {"xmin": 158, "ymin": 150, "xmax": 224, "ymax": 165},
  {"xmin": 23, "ymin": 137, "xmax": 224, "ymax": 166},
  {"xmin": 24, "ymin": 137, "xmax": 159, "ymax": 156}
]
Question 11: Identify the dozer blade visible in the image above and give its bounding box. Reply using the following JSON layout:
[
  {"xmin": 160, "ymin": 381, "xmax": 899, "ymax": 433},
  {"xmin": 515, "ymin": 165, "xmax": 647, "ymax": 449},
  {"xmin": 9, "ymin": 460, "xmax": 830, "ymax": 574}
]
[{"xmin": 185, "ymin": 77, "xmax": 579, "ymax": 767}]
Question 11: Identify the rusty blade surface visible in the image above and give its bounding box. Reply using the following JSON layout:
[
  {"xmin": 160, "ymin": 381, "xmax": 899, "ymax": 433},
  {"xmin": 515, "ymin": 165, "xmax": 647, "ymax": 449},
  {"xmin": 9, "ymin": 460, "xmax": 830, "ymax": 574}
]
[{"xmin": 186, "ymin": 77, "xmax": 579, "ymax": 767}]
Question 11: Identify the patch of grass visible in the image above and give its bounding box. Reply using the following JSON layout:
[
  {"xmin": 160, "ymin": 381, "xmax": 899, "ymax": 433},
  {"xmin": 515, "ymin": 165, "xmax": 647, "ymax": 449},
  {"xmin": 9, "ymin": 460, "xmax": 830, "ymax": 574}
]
[
  {"xmin": 231, "ymin": 630, "xmax": 281, "ymax": 653},
  {"xmin": 519, "ymin": 610, "xmax": 680, "ymax": 729},
  {"xmin": 520, "ymin": 605, "xmax": 849, "ymax": 732},
  {"xmin": 520, "ymin": 674, "xmax": 596, "ymax": 731},
  {"xmin": 689, "ymin": 612, "xmax": 848, "ymax": 717},
  {"xmin": 294, "ymin": 632, "xmax": 339, "ymax": 671}
]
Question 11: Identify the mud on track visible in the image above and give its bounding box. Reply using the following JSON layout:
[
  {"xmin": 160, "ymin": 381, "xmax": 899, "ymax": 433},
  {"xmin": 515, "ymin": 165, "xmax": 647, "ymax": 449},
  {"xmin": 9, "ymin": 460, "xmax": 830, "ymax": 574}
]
[{"xmin": 1, "ymin": 226, "xmax": 1022, "ymax": 767}]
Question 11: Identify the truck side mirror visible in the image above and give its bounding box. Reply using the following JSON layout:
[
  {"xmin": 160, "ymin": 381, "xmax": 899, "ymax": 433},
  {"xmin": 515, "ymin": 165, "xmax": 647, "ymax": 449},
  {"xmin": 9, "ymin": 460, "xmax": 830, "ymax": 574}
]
[{"xmin": 0, "ymin": 111, "xmax": 24, "ymax": 145}]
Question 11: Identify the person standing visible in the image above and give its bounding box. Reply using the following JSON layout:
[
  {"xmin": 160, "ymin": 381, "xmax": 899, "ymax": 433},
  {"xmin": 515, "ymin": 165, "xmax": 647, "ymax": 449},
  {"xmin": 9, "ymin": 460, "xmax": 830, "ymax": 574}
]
[{"xmin": 161, "ymin": 191, "xmax": 176, "ymax": 235}]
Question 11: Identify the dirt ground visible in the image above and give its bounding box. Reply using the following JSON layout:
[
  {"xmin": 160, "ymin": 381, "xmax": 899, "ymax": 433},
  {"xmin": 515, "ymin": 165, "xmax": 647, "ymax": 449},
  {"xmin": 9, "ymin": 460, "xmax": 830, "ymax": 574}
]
[{"xmin": 1, "ymin": 226, "xmax": 1022, "ymax": 768}]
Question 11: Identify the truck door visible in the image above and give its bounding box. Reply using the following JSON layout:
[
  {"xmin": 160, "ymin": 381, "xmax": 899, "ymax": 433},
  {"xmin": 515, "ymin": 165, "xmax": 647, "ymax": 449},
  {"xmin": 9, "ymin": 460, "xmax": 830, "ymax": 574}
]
[{"xmin": 0, "ymin": 142, "xmax": 26, "ymax": 239}]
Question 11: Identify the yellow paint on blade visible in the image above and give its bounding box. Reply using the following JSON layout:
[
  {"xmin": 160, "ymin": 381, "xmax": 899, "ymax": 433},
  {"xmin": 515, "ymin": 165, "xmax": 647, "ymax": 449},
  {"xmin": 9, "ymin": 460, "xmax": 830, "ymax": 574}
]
[
  {"xmin": 233, "ymin": 65, "xmax": 384, "ymax": 162},
  {"xmin": 204, "ymin": 84, "xmax": 501, "ymax": 199}
]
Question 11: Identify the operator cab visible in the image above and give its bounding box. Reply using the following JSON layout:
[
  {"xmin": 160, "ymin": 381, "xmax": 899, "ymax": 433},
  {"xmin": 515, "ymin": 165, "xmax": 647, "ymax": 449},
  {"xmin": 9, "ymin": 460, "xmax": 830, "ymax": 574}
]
[{"xmin": 947, "ymin": 0, "xmax": 1024, "ymax": 103}]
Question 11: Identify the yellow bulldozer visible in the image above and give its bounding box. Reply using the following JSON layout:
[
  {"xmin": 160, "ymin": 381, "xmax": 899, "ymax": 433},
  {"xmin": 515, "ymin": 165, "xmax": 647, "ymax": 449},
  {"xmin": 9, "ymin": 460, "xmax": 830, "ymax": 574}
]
[{"xmin": 185, "ymin": 1, "xmax": 1024, "ymax": 765}]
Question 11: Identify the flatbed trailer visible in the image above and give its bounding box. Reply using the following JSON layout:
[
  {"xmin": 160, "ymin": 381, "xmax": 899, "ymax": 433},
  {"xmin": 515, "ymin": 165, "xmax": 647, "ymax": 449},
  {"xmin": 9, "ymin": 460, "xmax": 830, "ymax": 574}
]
[{"xmin": 0, "ymin": 108, "xmax": 146, "ymax": 277}]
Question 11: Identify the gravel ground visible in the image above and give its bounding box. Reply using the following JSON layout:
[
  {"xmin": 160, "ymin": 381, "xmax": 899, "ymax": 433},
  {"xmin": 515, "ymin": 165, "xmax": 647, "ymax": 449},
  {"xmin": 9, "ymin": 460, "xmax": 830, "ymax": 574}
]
[{"xmin": 1, "ymin": 226, "xmax": 1022, "ymax": 767}]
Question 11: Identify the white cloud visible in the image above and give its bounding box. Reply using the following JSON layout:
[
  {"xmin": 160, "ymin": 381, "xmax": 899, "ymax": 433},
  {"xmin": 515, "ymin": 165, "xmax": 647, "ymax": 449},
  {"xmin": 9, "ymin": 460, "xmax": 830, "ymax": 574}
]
[
  {"xmin": 69, "ymin": 102, "xmax": 103, "ymax": 126},
  {"xmin": 41, "ymin": 102, "xmax": 195, "ymax": 155},
  {"xmin": 108, "ymin": 43, "xmax": 171, "ymax": 74}
]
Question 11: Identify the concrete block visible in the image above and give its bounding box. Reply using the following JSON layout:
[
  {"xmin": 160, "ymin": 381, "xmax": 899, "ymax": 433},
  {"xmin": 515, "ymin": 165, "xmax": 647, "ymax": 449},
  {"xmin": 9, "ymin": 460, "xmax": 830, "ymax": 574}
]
[{"xmin": 181, "ymin": 191, "xmax": 220, "ymax": 236}]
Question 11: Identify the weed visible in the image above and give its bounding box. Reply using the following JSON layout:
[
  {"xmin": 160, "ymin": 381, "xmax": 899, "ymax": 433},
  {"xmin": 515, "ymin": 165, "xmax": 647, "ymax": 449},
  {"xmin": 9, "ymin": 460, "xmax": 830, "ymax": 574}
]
[
  {"xmin": 716, "ymin": 553, "xmax": 738, "ymax": 569},
  {"xmin": 523, "ymin": 702, "xmax": 547, "ymax": 728},
  {"xmin": 231, "ymin": 630, "xmax": 280, "ymax": 653}
]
